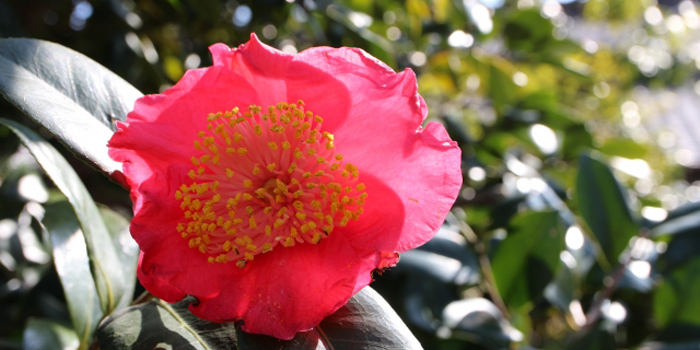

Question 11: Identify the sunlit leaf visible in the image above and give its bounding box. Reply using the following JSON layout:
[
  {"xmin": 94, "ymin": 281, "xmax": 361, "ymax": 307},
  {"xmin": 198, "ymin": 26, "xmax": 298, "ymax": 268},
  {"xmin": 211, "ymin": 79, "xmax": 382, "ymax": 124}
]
[
  {"xmin": 98, "ymin": 287, "xmax": 423, "ymax": 350},
  {"xmin": 98, "ymin": 206, "xmax": 139, "ymax": 310},
  {"xmin": 42, "ymin": 200, "xmax": 103, "ymax": 350},
  {"xmin": 0, "ymin": 38, "xmax": 142, "ymax": 176},
  {"xmin": 0, "ymin": 118, "xmax": 125, "ymax": 314},
  {"xmin": 22, "ymin": 318, "xmax": 80, "ymax": 350}
]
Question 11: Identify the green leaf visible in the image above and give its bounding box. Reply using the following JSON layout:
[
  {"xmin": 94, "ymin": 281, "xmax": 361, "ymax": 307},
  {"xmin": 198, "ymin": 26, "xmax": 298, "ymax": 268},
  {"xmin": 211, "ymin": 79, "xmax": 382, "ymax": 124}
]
[
  {"xmin": 97, "ymin": 287, "xmax": 423, "ymax": 350},
  {"xmin": 42, "ymin": 201, "xmax": 103, "ymax": 350},
  {"xmin": 22, "ymin": 318, "xmax": 80, "ymax": 350},
  {"xmin": 597, "ymin": 138, "xmax": 649, "ymax": 159},
  {"xmin": 654, "ymin": 257, "xmax": 700, "ymax": 328},
  {"xmin": 0, "ymin": 118, "xmax": 125, "ymax": 314},
  {"xmin": 491, "ymin": 211, "xmax": 566, "ymax": 310},
  {"xmin": 441, "ymin": 298, "xmax": 523, "ymax": 348},
  {"xmin": 0, "ymin": 38, "xmax": 142, "ymax": 176},
  {"xmin": 99, "ymin": 206, "xmax": 139, "ymax": 311},
  {"xmin": 576, "ymin": 154, "xmax": 639, "ymax": 268}
]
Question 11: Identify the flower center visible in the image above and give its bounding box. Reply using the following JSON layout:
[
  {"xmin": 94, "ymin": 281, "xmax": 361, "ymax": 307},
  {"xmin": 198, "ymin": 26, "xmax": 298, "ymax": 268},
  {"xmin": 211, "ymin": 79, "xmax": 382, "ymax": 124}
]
[{"xmin": 174, "ymin": 101, "xmax": 367, "ymax": 267}]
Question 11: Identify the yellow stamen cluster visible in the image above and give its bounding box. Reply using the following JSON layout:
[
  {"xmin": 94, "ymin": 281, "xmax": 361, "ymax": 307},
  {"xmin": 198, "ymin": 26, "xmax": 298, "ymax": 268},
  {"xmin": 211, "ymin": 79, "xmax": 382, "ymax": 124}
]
[{"xmin": 175, "ymin": 101, "xmax": 367, "ymax": 267}]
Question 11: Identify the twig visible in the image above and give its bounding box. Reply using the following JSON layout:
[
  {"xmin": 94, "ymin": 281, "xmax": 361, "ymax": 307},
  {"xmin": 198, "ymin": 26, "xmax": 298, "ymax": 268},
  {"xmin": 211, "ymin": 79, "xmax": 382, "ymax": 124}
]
[
  {"xmin": 580, "ymin": 228, "xmax": 652, "ymax": 332},
  {"xmin": 131, "ymin": 290, "xmax": 154, "ymax": 305},
  {"xmin": 455, "ymin": 216, "xmax": 511, "ymax": 319}
]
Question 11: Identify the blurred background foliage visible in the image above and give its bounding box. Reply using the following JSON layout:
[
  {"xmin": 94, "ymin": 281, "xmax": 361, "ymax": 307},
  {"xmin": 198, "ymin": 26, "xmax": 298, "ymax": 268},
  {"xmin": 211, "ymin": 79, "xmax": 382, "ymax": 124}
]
[{"xmin": 2, "ymin": 0, "xmax": 700, "ymax": 349}]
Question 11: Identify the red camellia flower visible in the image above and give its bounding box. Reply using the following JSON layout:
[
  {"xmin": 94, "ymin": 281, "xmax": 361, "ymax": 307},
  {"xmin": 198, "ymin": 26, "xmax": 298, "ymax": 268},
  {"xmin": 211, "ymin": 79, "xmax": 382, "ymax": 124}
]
[{"xmin": 108, "ymin": 34, "xmax": 462, "ymax": 339}]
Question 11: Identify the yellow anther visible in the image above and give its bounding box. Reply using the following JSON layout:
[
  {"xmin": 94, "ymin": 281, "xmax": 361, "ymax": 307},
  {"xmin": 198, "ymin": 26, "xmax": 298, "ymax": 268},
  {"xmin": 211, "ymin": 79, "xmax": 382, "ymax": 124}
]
[
  {"xmin": 198, "ymin": 167, "xmax": 205, "ymax": 175},
  {"xmin": 226, "ymin": 168, "xmax": 235, "ymax": 178},
  {"xmin": 223, "ymin": 241, "xmax": 232, "ymax": 252},
  {"xmin": 246, "ymin": 244, "xmax": 257, "ymax": 252},
  {"xmin": 288, "ymin": 163, "xmax": 298, "ymax": 173},
  {"xmin": 242, "ymin": 193, "xmax": 253, "ymax": 201},
  {"xmin": 315, "ymin": 116, "xmax": 323, "ymax": 123},
  {"xmin": 194, "ymin": 140, "xmax": 202, "ymax": 150},
  {"xmin": 293, "ymin": 201, "xmax": 304, "ymax": 210},
  {"xmin": 262, "ymin": 243, "xmax": 273, "ymax": 253},
  {"xmin": 235, "ymin": 237, "xmax": 246, "ymax": 246},
  {"xmin": 268, "ymin": 142, "xmax": 278, "ymax": 150},
  {"xmin": 188, "ymin": 170, "xmax": 197, "ymax": 179},
  {"xmin": 216, "ymin": 254, "xmax": 228, "ymax": 263},
  {"xmin": 265, "ymin": 225, "xmax": 272, "ymax": 236},
  {"xmin": 208, "ymin": 257, "xmax": 215, "ymax": 263},
  {"xmin": 335, "ymin": 154, "xmax": 343, "ymax": 161},
  {"xmin": 290, "ymin": 227, "xmax": 298, "ymax": 237},
  {"xmin": 245, "ymin": 206, "xmax": 254, "ymax": 216},
  {"xmin": 317, "ymin": 157, "xmax": 326, "ymax": 163},
  {"xmin": 330, "ymin": 163, "xmax": 340, "ymax": 171},
  {"xmin": 264, "ymin": 207, "xmax": 273, "ymax": 215},
  {"xmin": 191, "ymin": 157, "xmax": 200, "ymax": 166},
  {"xmin": 243, "ymin": 180, "xmax": 253, "ymax": 188},
  {"xmin": 282, "ymin": 141, "xmax": 291, "ymax": 149},
  {"xmin": 226, "ymin": 147, "xmax": 236, "ymax": 154},
  {"xmin": 311, "ymin": 200, "xmax": 321, "ymax": 210},
  {"xmin": 306, "ymin": 183, "xmax": 317, "ymax": 189},
  {"xmin": 296, "ymin": 212, "xmax": 307, "ymax": 220},
  {"xmin": 199, "ymin": 245, "xmax": 207, "ymax": 253},
  {"xmin": 302, "ymin": 122, "xmax": 311, "ymax": 130},
  {"xmin": 303, "ymin": 172, "xmax": 312, "ymax": 179},
  {"xmin": 249, "ymin": 217, "xmax": 257, "ymax": 229},
  {"xmin": 236, "ymin": 260, "xmax": 247, "ymax": 268},
  {"xmin": 312, "ymin": 232, "xmax": 322, "ymax": 244},
  {"xmin": 326, "ymin": 141, "xmax": 334, "ymax": 150},
  {"xmin": 233, "ymin": 132, "xmax": 243, "ymax": 142},
  {"xmin": 267, "ymin": 163, "xmax": 277, "ymax": 171},
  {"xmin": 277, "ymin": 207, "xmax": 288, "ymax": 217},
  {"xmin": 314, "ymin": 171, "xmax": 325, "ymax": 177},
  {"xmin": 253, "ymin": 125, "xmax": 263, "ymax": 136},
  {"xmin": 307, "ymin": 149, "xmax": 316, "ymax": 156},
  {"xmin": 237, "ymin": 148, "xmax": 248, "ymax": 155},
  {"xmin": 212, "ymin": 154, "xmax": 220, "ymax": 164},
  {"xmin": 244, "ymin": 252, "xmax": 254, "ymax": 261},
  {"xmin": 212, "ymin": 193, "xmax": 222, "ymax": 203},
  {"xmin": 253, "ymin": 164, "xmax": 261, "ymax": 175}
]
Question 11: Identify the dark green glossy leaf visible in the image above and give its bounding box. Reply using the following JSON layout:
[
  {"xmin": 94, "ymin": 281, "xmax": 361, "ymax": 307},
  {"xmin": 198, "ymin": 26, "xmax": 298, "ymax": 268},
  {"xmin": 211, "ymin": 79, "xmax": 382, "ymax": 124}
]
[
  {"xmin": 577, "ymin": 154, "xmax": 639, "ymax": 267},
  {"xmin": 491, "ymin": 211, "xmax": 566, "ymax": 310},
  {"xmin": 565, "ymin": 323, "xmax": 616, "ymax": 350},
  {"xmin": 98, "ymin": 287, "xmax": 423, "ymax": 350},
  {"xmin": 654, "ymin": 257, "xmax": 700, "ymax": 328},
  {"xmin": 491, "ymin": 211, "xmax": 566, "ymax": 309},
  {"xmin": 0, "ymin": 118, "xmax": 124, "ymax": 314},
  {"xmin": 395, "ymin": 228, "xmax": 480, "ymax": 286},
  {"xmin": 42, "ymin": 201, "xmax": 103, "ymax": 350},
  {"xmin": 22, "ymin": 318, "xmax": 80, "ymax": 350},
  {"xmin": 99, "ymin": 206, "xmax": 139, "ymax": 310},
  {"xmin": 441, "ymin": 298, "xmax": 523, "ymax": 349},
  {"xmin": 0, "ymin": 38, "xmax": 142, "ymax": 176}
]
